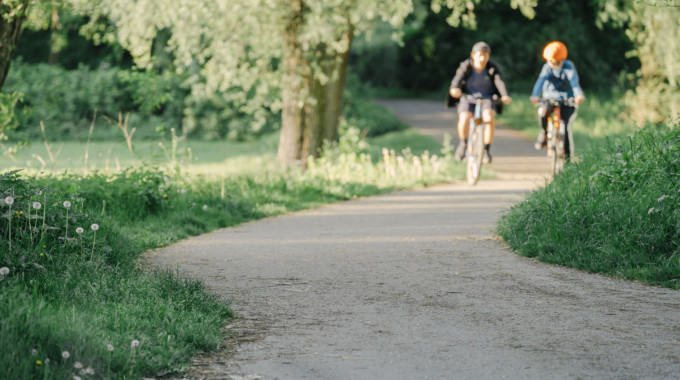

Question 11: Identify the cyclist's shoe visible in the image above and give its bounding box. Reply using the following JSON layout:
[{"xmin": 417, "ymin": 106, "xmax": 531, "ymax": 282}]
[
  {"xmin": 455, "ymin": 141, "xmax": 466, "ymax": 161},
  {"xmin": 483, "ymin": 148, "xmax": 492, "ymax": 164},
  {"xmin": 534, "ymin": 130, "xmax": 547, "ymax": 150}
]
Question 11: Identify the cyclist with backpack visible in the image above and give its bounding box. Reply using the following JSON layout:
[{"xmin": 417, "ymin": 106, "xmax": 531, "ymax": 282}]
[
  {"xmin": 530, "ymin": 41, "xmax": 585, "ymax": 158},
  {"xmin": 447, "ymin": 41, "xmax": 512, "ymax": 164}
]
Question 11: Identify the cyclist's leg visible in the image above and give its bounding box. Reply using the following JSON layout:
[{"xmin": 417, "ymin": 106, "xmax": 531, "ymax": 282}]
[
  {"xmin": 561, "ymin": 106, "xmax": 577, "ymax": 159},
  {"xmin": 455, "ymin": 98, "xmax": 474, "ymax": 160},
  {"xmin": 535, "ymin": 104, "xmax": 549, "ymax": 149},
  {"xmin": 481, "ymin": 104, "xmax": 495, "ymax": 163}
]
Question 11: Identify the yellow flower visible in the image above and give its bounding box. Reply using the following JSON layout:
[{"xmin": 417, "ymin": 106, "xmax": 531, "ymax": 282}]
[
  {"xmin": 40, "ymin": 253, "xmax": 44, "ymax": 257},
  {"xmin": 163, "ymin": 193, "xmax": 168, "ymax": 199},
  {"xmin": 36, "ymin": 360, "xmax": 42, "ymax": 366},
  {"xmin": 159, "ymin": 243, "xmax": 164, "ymax": 247}
]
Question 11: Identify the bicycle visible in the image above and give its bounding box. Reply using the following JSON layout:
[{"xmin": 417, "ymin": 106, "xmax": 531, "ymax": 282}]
[
  {"xmin": 465, "ymin": 94, "xmax": 497, "ymax": 185},
  {"xmin": 539, "ymin": 98, "xmax": 576, "ymax": 175}
]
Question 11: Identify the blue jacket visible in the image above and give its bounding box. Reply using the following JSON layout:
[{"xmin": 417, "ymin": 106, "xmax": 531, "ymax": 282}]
[{"xmin": 531, "ymin": 60, "xmax": 584, "ymax": 100}]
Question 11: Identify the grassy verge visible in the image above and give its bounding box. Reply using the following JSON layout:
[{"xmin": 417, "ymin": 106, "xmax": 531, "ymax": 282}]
[
  {"xmin": 1, "ymin": 105, "xmax": 464, "ymax": 378},
  {"xmin": 497, "ymin": 126, "xmax": 680, "ymax": 288}
]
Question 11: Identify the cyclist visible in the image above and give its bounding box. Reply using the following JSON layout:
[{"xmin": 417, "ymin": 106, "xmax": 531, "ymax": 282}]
[
  {"xmin": 530, "ymin": 41, "xmax": 585, "ymax": 158},
  {"xmin": 447, "ymin": 41, "xmax": 512, "ymax": 164}
]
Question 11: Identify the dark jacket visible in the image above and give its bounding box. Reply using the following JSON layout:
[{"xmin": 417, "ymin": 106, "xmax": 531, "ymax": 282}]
[{"xmin": 446, "ymin": 58, "xmax": 509, "ymax": 114}]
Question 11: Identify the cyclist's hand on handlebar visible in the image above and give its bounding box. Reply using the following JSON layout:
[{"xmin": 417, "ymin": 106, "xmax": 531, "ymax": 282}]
[
  {"xmin": 450, "ymin": 88, "xmax": 462, "ymax": 98},
  {"xmin": 530, "ymin": 96, "xmax": 540, "ymax": 105},
  {"xmin": 501, "ymin": 95, "xmax": 512, "ymax": 105},
  {"xmin": 575, "ymin": 95, "xmax": 585, "ymax": 104}
]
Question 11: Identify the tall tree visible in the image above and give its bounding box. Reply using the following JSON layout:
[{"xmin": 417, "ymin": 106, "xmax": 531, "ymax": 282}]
[{"xmin": 0, "ymin": 0, "xmax": 30, "ymax": 89}]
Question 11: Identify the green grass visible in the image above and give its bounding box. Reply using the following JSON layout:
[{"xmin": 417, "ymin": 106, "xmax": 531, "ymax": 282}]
[
  {"xmin": 1, "ymin": 104, "xmax": 466, "ymax": 379},
  {"xmin": 497, "ymin": 126, "xmax": 680, "ymax": 288}
]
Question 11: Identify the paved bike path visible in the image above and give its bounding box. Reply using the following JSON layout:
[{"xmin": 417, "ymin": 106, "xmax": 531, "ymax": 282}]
[{"xmin": 146, "ymin": 99, "xmax": 680, "ymax": 379}]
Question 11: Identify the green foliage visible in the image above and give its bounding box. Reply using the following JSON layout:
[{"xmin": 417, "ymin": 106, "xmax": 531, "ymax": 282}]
[
  {"xmin": 2, "ymin": 62, "xmax": 280, "ymax": 141},
  {"xmin": 595, "ymin": 0, "xmax": 680, "ymax": 125},
  {"xmin": 351, "ymin": 0, "xmax": 635, "ymax": 93},
  {"xmin": 497, "ymin": 126, "xmax": 680, "ymax": 288}
]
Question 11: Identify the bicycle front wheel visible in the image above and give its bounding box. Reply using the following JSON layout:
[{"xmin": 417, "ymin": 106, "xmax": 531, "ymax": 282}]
[{"xmin": 466, "ymin": 124, "xmax": 485, "ymax": 185}]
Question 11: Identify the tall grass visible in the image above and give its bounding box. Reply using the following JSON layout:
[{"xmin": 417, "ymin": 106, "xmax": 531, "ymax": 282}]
[{"xmin": 497, "ymin": 126, "xmax": 680, "ymax": 288}]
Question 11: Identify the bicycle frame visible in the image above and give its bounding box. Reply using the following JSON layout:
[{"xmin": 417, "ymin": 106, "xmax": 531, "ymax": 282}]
[
  {"xmin": 466, "ymin": 97, "xmax": 486, "ymax": 185},
  {"xmin": 541, "ymin": 98, "xmax": 574, "ymax": 175}
]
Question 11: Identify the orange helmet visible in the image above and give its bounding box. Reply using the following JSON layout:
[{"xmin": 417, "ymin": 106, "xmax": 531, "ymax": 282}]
[{"xmin": 542, "ymin": 41, "xmax": 568, "ymax": 61}]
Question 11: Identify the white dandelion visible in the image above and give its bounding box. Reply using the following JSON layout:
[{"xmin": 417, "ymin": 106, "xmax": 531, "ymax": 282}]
[
  {"xmin": 0, "ymin": 267, "xmax": 9, "ymax": 275},
  {"xmin": 4, "ymin": 196, "xmax": 14, "ymax": 205},
  {"xmin": 62, "ymin": 351, "xmax": 70, "ymax": 359},
  {"xmin": 33, "ymin": 202, "xmax": 41, "ymax": 210}
]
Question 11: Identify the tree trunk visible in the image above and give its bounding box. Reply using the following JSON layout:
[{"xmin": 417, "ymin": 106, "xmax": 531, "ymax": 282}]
[
  {"xmin": 277, "ymin": 0, "xmax": 306, "ymax": 165},
  {"xmin": 0, "ymin": 1, "xmax": 29, "ymax": 90},
  {"xmin": 48, "ymin": 9, "xmax": 60, "ymax": 65},
  {"xmin": 277, "ymin": 3, "xmax": 354, "ymax": 168}
]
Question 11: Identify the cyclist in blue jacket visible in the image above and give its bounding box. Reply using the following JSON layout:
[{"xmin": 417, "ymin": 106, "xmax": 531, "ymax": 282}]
[{"xmin": 530, "ymin": 41, "xmax": 585, "ymax": 157}]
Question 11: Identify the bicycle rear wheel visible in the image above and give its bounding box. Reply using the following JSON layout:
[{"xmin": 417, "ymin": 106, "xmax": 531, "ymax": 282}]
[{"xmin": 466, "ymin": 123, "xmax": 485, "ymax": 185}]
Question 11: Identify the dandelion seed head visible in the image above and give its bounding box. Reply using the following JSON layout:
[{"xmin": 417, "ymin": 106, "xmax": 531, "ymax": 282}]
[
  {"xmin": 31, "ymin": 348, "xmax": 38, "ymax": 356},
  {"xmin": 44, "ymin": 358, "xmax": 50, "ymax": 364},
  {"xmin": 74, "ymin": 361, "xmax": 83, "ymax": 369},
  {"xmin": 76, "ymin": 227, "xmax": 84, "ymax": 234},
  {"xmin": 91, "ymin": 224, "xmax": 99, "ymax": 231},
  {"xmin": 131, "ymin": 339, "xmax": 140, "ymax": 348},
  {"xmin": 62, "ymin": 351, "xmax": 70, "ymax": 359},
  {"xmin": 63, "ymin": 201, "xmax": 72, "ymax": 208},
  {"xmin": 107, "ymin": 344, "xmax": 114, "ymax": 352},
  {"xmin": 0, "ymin": 267, "xmax": 9, "ymax": 275},
  {"xmin": 202, "ymin": 205, "xmax": 208, "ymax": 211},
  {"xmin": 33, "ymin": 202, "xmax": 41, "ymax": 210},
  {"xmin": 4, "ymin": 196, "xmax": 14, "ymax": 205},
  {"xmin": 85, "ymin": 367, "xmax": 95, "ymax": 375}
]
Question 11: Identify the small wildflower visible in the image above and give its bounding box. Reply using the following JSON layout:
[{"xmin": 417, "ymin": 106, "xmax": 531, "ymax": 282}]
[
  {"xmin": 181, "ymin": 188, "xmax": 187, "ymax": 194},
  {"xmin": 44, "ymin": 358, "xmax": 50, "ymax": 364},
  {"xmin": 74, "ymin": 361, "xmax": 83, "ymax": 369},
  {"xmin": 63, "ymin": 201, "xmax": 72, "ymax": 208},
  {"xmin": 85, "ymin": 367, "xmax": 95, "ymax": 375},
  {"xmin": 91, "ymin": 224, "xmax": 99, "ymax": 231},
  {"xmin": 0, "ymin": 267, "xmax": 9, "ymax": 275},
  {"xmin": 202, "ymin": 205, "xmax": 208, "ymax": 211},
  {"xmin": 107, "ymin": 344, "xmax": 114, "ymax": 352},
  {"xmin": 40, "ymin": 253, "xmax": 44, "ymax": 257},
  {"xmin": 76, "ymin": 227, "xmax": 84, "ymax": 234},
  {"xmin": 648, "ymin": 207, "xmax": 655, "ymax": 214},
  {"xmin": 36, "ymin": 360, "xmax": 42, "ymax": 366},
  {"xmin": 163, "ymin": 193, "xmax": 168, "ymax": 199},
  {"xmin": 131, "ymin": 339, "xmax": 140, "ymax": 348},
  {"xmin": 31, "ymin": 348, "xmax": 38, "ymax": 356},
  {"xmin": 62, "ymin": 351, "xmax": 70, "ymax": 359},
  {"xmin": 159, "ymin": 243, "xmax": 164, "ymax": 247},
  {"xmin": 657, "ymin": 195, "xmax": 669, "ymax": 202},
  {"xmin": 33, "ymin": 202, "xmax": 41, "ymax": 210},
  {"xmin": 4, "ymin": 196, "xmax": 14, "ymax": 205}
]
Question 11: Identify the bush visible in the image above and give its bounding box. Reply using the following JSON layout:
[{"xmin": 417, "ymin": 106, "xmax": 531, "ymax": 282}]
[{"xmin": 497, "ymin": 125, "xmax": 680, "ymax": 288}]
